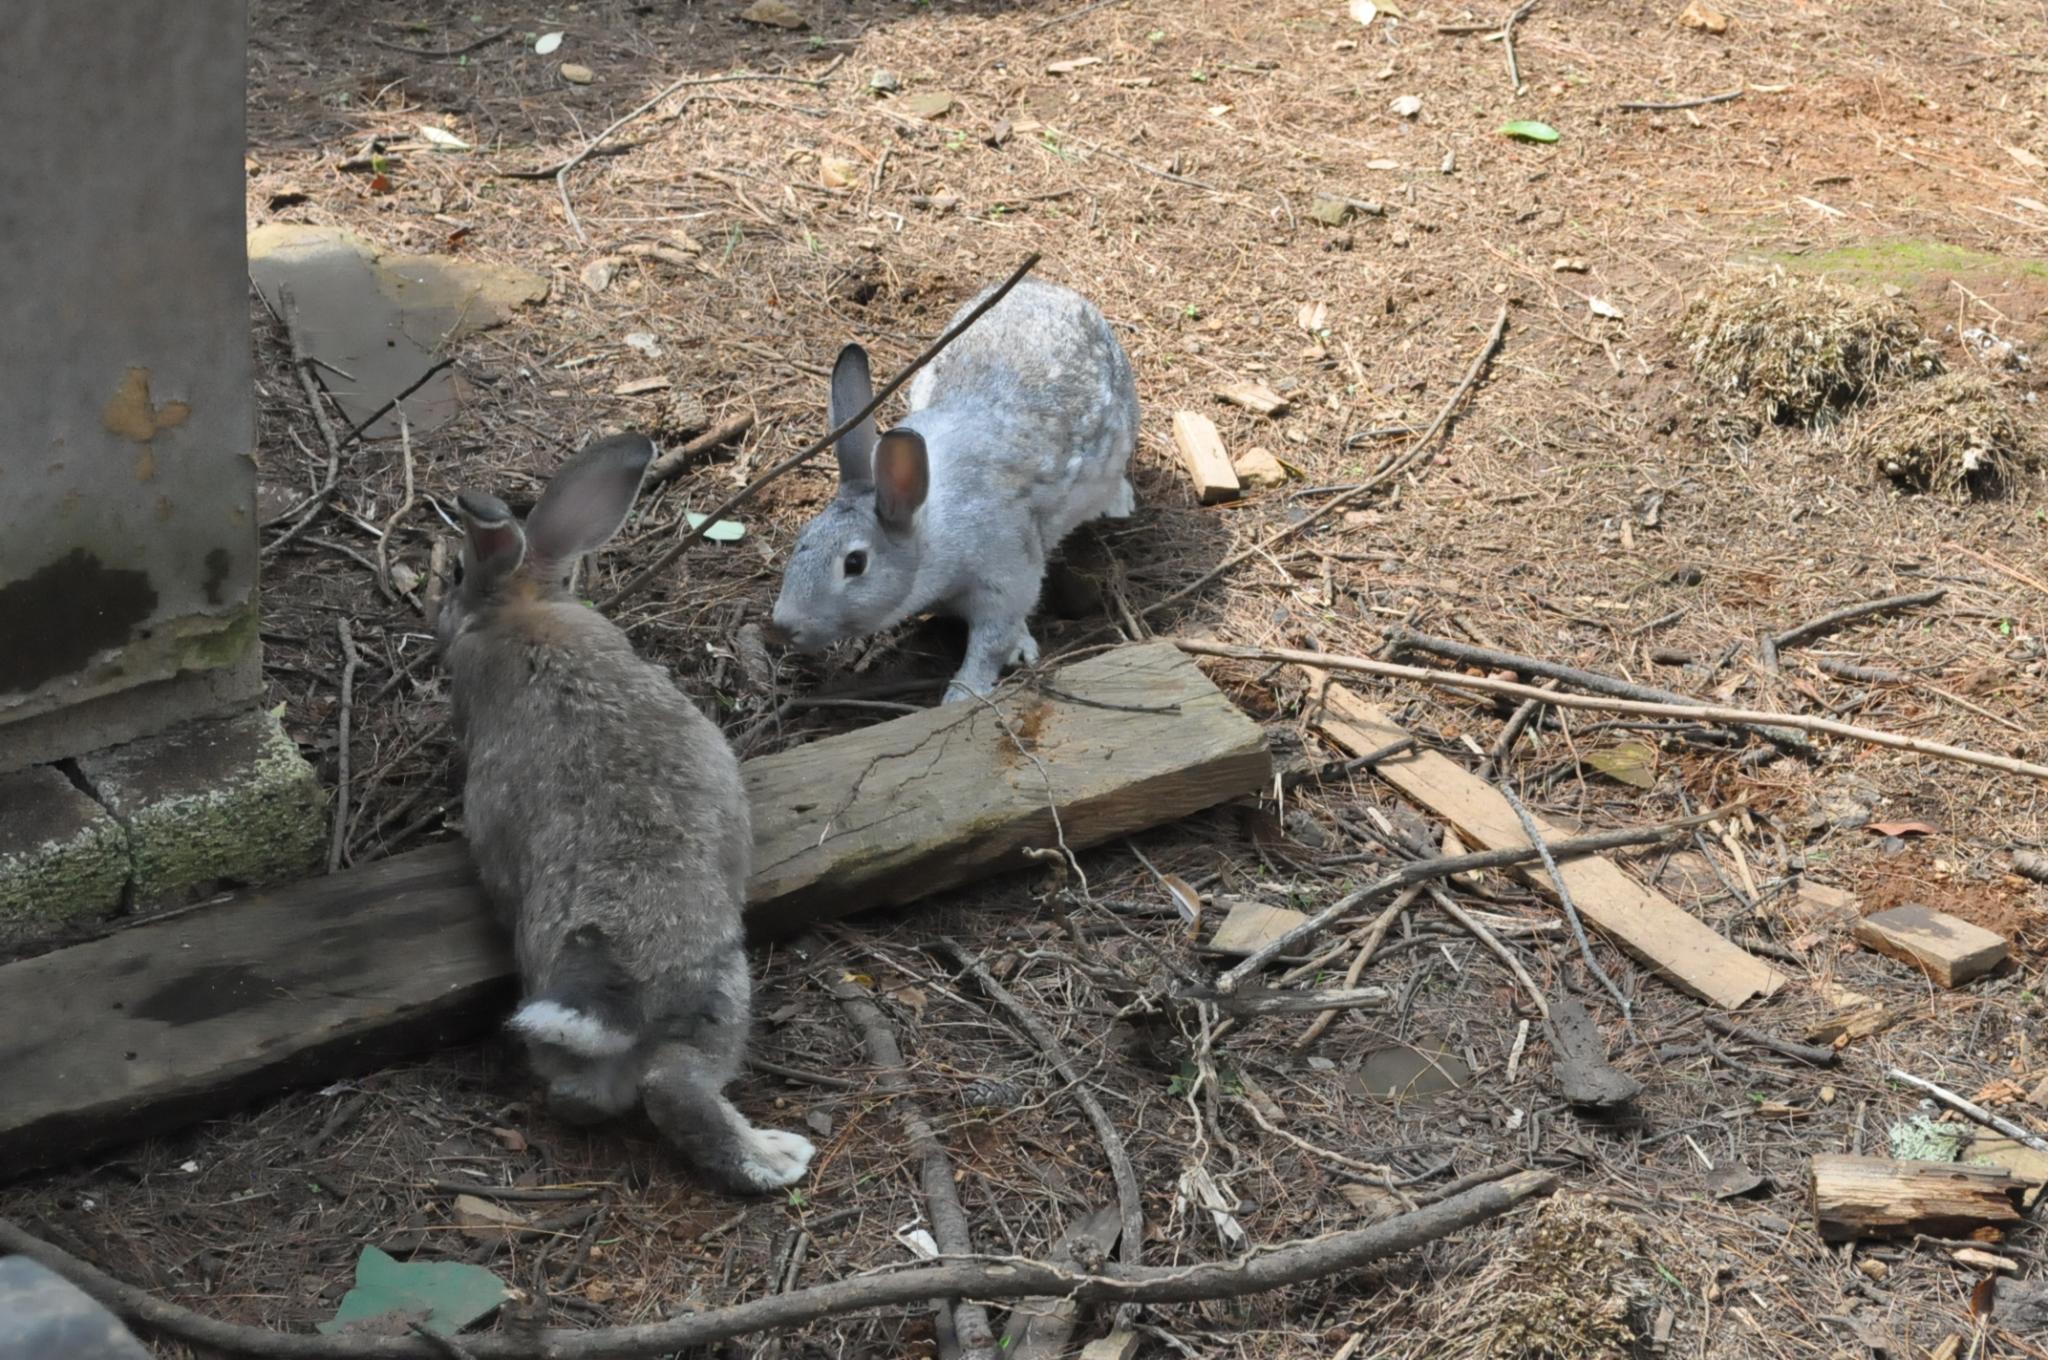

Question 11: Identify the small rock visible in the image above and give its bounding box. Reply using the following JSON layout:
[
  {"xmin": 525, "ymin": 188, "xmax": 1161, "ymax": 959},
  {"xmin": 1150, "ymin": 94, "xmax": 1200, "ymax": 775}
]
[
  {"xmin": 1996, "ymin": 1278, "xmax": 2048, "ymax": 1331},
  {"xmin": 1859, "ymin": 1258, "xmax": 1889, "ymax": 1281},
  {"xmin": 1754, "ymin": 1213, "xmax": 1793, "ymax": 1235},
  {"xmin": 624, "ymin": 330, "xmax": 662, "ymax": 358},
  {"xmin": 1309, "ymin": 194, "xmax": 1355, "ymax": 227},
  {"xmin": 1234, "ymin": 447, "xmax": 1288, "ymax": 489},
  {"xmin": 740, "ymin": 0, "xmax": 807, "ymax": 28},
  {"xmin": 580, "ymin": 256, "xmax": 622, "ymax": 292},
  {"xmin": 869, "ymin": 69, "xmax": 901, "ymax": 92},
  {"xmin": 559, "ymin": 62, "xmax": 595, "ymax": 84},
  {"xmin": 1811, "ymin": 776, "xmax": 1881, "ymax": 832},
  {"xmin": 1389, "ymin": 94, "xmax": 1422, "ymax": 118},
  {"xmin": 804, "ymin": 1110, "xmax": 834, "ymax": 1138},
  {"xmin": 1678, "ymin": 0, "xmax": 1729, "ymax": 33},
  {"xmin": 666, "ymin": 388, "xmax": 710, "ymax": 434},
  {"xmin": 1707, "ymin": 1163, "xmax": 1767, "ymax": 1200},
  {"xmin": 819, "ymin": 155, "xmax": 859, "ymax": 189}
]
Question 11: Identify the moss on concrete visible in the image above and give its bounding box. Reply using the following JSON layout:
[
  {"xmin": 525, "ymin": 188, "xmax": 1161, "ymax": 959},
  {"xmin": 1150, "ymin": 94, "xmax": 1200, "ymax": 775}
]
[
  {"xmin": 0, "ymin": 765, "xmax": 129, "ymax": 945},
  {"xmin": 78, "ymin": 707, "xmax": 324, "ymax": 909}
]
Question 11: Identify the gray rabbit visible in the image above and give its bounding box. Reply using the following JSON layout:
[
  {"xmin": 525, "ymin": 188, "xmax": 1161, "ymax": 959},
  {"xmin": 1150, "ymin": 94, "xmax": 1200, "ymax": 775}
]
[
  {"xmin": 770, "ymin": 277, "xmax": 1140, "ymax": 700},
  {"xmin": 435, "ymin": 433, "xmax": 814, "ymax": 1194}
]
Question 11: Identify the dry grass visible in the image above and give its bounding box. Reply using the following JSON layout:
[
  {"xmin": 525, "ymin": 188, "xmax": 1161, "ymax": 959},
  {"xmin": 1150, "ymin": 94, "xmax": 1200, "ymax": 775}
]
[
  {"xmin": 1846, "ymin": 369, "xmax": 2038, "ymax": 499},
  {"xmin": 1679, "ymin": 271, "xmax": 1942, "ymax": 426}
]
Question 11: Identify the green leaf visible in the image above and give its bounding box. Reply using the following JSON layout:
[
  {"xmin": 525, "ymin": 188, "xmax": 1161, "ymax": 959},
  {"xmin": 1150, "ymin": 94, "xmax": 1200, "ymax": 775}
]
[
  {"xmin": 685, "ymin": 510, "xmax": 746, "ymax": 542},
  {"xmin": 1500, "ymin": 119, "xmax": 1560, "ymax": 143},
  {"xmin": 318, "ymin": 1247, "xmax": 510, "ymax": 1338},
  {"xmin": 1585, "ymin": 740, "xmax": 1657, "ymax": 789}
]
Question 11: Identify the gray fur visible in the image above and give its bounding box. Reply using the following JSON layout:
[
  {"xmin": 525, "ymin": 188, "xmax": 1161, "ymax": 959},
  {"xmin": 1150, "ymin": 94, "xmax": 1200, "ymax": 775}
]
[
  {"xmin": 435, "ymin": 432, "xmax": 814, "ymax": 1195},
  {"xmin": 771, "ymin": 277, "xmax": 1141, "ymax": 700}
]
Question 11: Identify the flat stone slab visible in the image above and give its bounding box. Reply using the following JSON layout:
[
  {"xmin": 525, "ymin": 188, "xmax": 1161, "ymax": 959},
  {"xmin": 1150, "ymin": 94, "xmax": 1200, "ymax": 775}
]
[
  {"xmin": 76, "ymin": 707, "xmax": 325, "ymax": 909},
  {"xmin": 0, "ymin": 765, "xmax": 128, "ymax": 945}
]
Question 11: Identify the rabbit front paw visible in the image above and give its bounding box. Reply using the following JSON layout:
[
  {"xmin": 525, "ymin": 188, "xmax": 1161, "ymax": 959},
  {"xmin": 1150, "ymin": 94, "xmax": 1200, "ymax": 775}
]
[{"xmin": 738, "ymin": 1126, "xmax": 817, "ymax": 1189}]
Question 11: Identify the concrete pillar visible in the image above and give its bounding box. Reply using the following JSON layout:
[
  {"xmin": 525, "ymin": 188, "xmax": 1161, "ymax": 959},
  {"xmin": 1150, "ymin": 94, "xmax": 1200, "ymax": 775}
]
[{"xmin": 0, "ymin": 0, "xmax": 261, "ymax": 774}]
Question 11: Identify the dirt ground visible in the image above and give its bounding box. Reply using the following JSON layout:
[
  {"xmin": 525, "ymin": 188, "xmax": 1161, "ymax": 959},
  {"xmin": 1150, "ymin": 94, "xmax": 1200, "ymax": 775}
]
[{"xmin": 9, "ymin": 0, "xmax": 2048, "ymax": 1355}]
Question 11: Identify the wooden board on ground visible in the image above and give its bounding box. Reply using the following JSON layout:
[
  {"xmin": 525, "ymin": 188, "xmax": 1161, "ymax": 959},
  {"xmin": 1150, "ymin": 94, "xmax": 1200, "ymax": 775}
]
[
  {"xmin": 1172, "ymin": 410, "xmax": 1240, "ymax": 504},
  {"xmin": 1853, "ymin": 905, "xmax": 2007, "ymax": 987},
  {"xmin": 1304, "ymin": 675, "xmax": 1786, "ymax": 1009},
  {"xmin": 0, "ymin": 642, "xmax": 1269, "ymax": 1176},
  {"xmin": 1810, "ymin": 1154, "xmax": 2029, "ymax": 1243}
]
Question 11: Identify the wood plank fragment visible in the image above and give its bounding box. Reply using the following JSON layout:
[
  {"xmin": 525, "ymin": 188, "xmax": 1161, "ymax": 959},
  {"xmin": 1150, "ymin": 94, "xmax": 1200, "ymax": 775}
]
[
  {"xmin": 999, "ymin": 1205, "xmax": 1122, "ymax": 1360},
  {"xmin": 1304, "ymin": 676, "xmax": 1786, "ymax": 1007},
  {"xmin": 1804, "ymin": 1003, "xmax": 1907, "ymax": 1048},
  {"xmin": 0, "ymin": 642, "xmax": 1270, "ymax": 1177},
  {"xmin": 1172, "ymin": 410, "xmax": 1240, "ymax": 504},
  {"xmin": 1079, "ymin": 1329, "xmax": 1142, "ymax": 1360},
  {"xmin": 1810, "ymin": 1154, "xmax": 2028, "ymax": 1243},
  {"xmin": 1853, "ymin": 905, "xmax": 2007, "ymax": 987},
  {"xmin": 1215, "ymin": 380, "xmax": 1289, "ymax": 417},
  {"xmin": 1207, "ymin": 900, "xmax": 1308, "ymax": 956}
]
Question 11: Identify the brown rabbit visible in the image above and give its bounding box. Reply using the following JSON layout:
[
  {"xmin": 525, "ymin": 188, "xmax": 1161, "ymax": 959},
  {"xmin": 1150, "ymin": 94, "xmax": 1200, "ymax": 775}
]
[{"xmin": 435, "ymin": 433, "xmax": 813, "ymax": 1194}]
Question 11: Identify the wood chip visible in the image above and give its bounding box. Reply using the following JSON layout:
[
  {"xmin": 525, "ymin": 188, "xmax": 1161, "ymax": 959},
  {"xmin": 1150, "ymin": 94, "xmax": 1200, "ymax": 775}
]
[
  {"xmin": 1207, "ymin": 900, "xmax": 1308, "ymax": 956},
  {"xmin": 1953, "ymin": 1247, "xmax": 2019, "ymax": 1273},
  {"xmin": 1854, "ymin": 905, "xmax": 2007, "ymax": 988},
  {"xmin": 613, "ymin": 376, "xmax": 672, "ymax": 396},
  {"xmin": 1047, "ymin": 56, "xmax": 1102, "ymax": 74},
  {"xmin": 1079, "ymin": 1329, "xmax": 1141, "ymax": 1360},
  {"xmin": 1216, "ymin": 380, "xmax": 1289, "ymax": 416},
  {"xmin": 1678, "ymin": 0, "xmax": 1730, "ymax": 33},
  {"xmin": 559, "ymin": 62, "xmax": 595, "ymax": 84},
  {"xmin": 740, "ymin": 0, "xmax": 807, "ymax": 27},
  {"xmin": 1172, "ymin": 410, "xmax": 1240, "ymax": 504},
  {"xmin": 453, "ymin": 1193, "xmax": 530, "ymax": 1241}
]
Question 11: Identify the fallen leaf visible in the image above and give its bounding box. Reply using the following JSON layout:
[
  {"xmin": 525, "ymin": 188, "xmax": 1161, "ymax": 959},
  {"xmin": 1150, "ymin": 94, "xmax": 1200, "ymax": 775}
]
[
  {"xmin": 560, "ymin": 62, "xmax": 595, "ymax": 84},
  {"xmin": 1707, "ymin": 1163, "xmax": 1767, "ymax": 1200},
  {"xmin": 453, "ymin": 1195, "xmax": 530, "ymax": 1242},
  {"xmin": 1588, "ymin": 296, "xmax": 1625, "ymax": 320},
  {"xmin": 418, "ymin": 126, "xmax": 472, "ymax": 151},
  {"xmin": 1585, "ymin": 739, "xmax": 1656, "ymax": 788},
  {"xmin": 2005, "ymin": 144, "xmax": 2045, "ymax": 173},
  {"xmin": 580, "ymin": 257, "xmax": 621, "ymax": 292},
  {"xmin": 489, "ymin": 1127, "xmax": 528, "ymax": 1152},
  {"xmin": 319, "ymin": 1247, "xmax": 510, "ymax": 1338},
  {"xmin": 899, "ymin": 91, "xmax": 955, "ymax": 119},
  {"xmin": 1047, "ymin": 56, "xmax": 1102, "ymax": 74},
  {"xmin": 1972, "ymin": 1276, "xmax": 1997, "ymax": 1322},
  {"xmin": 740, "ymin": 0, "xmax": 808, "ymax": 27},
  {"xmin": 624, "ymin": 331, "xmax": 662, "ymax": 358},
  {"xmin": 1348, "ymin": 0, "xmax": 1378, "ymax": 24},
  {"xmin": 1297, "ymin": 300, "xmax": 1329, "ymax": 332},
  {"xmin": 369, "ymin": 173, "xmax": 393, "ymax": 194},
  {"xmin": 1500, "ymin": 119, "xmax": 1560, "ymax": 143},
  {"xmin": 885, "ymin": 985, "xmax": 929, "ymax": 1019},
  {"xmin": 1868, "ymin": 819, "xmax": 1939, "ymax": 838},
  {"xmin": 1160, "ymin": 873, "xmax": 1202, "ymax": 924},
  {"xmin": 819, "ymin": 155, "xmax": 860, "ymax": 189},
  {"xmin": 535, "ymin": 30, "xmax": 564, "ymax": 55},
  {"xmin": 1678, "ymin": 0, "xmax": 1729, "ymax": 33},
  {"xmin": 1389, "ymin": 94, "xmax": 1422, "ymax": 118}
]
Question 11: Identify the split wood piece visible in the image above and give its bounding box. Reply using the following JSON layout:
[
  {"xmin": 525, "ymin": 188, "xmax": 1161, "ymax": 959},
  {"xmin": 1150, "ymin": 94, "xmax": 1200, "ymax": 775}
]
[
  {"xmin": 1304, "ymin": 677, "xmax": 1786, "ymax": 1007},
  {"xmin": 1805, "ymin": 1004, "xmax": 1908, "ymax": 1048},
  {"xmin": 820, "ymin": 955, "xmax": 995, "ymax": 1359},
  {"xmin": 1547, "ymin": 993, "xmax": 1641, "ymax": 1111},
  {"xmin": 1215, "ymin": 381, "xmax": 1289, "ymax": 417},
  {"xmin": 1854, "ymin": 906, "xmax": 2007, "ymax": 988},
  {"xmin": 0, "ymin": 1171, "xmax": 1558, "ymax": 1360},
  {"xmin": 1809, "ymin": 1155, "xmax": 2028, "ymax": 1243},
  {"xmin": 1175, "ymin": 985, "xmax": 1391, "ymax": 1017},
  {"xmin": 1173, "ymin": 410, "xmax": 1240, "ymax": 504},
  {"xmin": 1079, "ymin": 1329, "xmax": 1142, "ymax": 1360},
  {"xmin": 0, "ymin": 641, "xmax": 1268, "ymax": 1177},
  {"xmin": 1000, "ymin": 1206, "xmax": 1123, "ymax": 1360},
  {"xmin": 1207, "ymin": 901, "xmax": 1307, "ymax": 956}
]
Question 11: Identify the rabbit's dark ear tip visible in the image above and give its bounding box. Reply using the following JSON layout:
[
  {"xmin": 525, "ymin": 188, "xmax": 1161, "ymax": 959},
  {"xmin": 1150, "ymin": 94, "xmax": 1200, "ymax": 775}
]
[{"xmin": 456, "ymin": 489, "xmax": 514, "ymax": 524}]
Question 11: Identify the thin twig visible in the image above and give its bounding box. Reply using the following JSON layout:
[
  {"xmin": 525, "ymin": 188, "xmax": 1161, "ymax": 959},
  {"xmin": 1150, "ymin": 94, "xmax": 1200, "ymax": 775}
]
[
  {"xmin": 1216, "ymin": 804, "xmax": 1742, "ymax": 989},
  {"xmin": 1502, "ymin": 0, "xmax": 1538, "ymax": 90},
  {"xmin": 0, "ymin": 1173, "xmax": 1555, "ymax": 1359},
  {"xmin": 1294, "ymin": 886, "xmax": 1421, "ymax": 1048},
  {"xmin": 603, "ymin": 253, "xmax": 1041, "ymax": 609},
  {"xmin": 819, "ymin": 943, "xmax": 997, "ymax": 1359},
  {"xmin": 1422, "ymin": 884, "xmax": 1550, "ymax": 1021},
  {"xmin": 375, "ymin": 411, "xmax": 417, "ymax": 604},
  {"xmin": 329, "ymin": 620, "xmax": 361, "ymax": 874},
  {"xmin": 1140, "ymin": 306, "xmax": 1507, "ymax": 622},
  {"xmin": 1176, "ymin": 985, "xmax": 1391, "ymax": 1017},
  {"xmin": 1029, "ymin": 0, "xmax": 1129, "ymax": 29},
  {"xmin": 1616, "ymin": 89, "xmax": 1744, "ymax": 113},
  {"xmin": 1702, "ymin": 1015, "xmax": 1836, "ymax": 1067},
  {"xmin": 1499, "ymin": 784, "xmax": 1630, "ymax": 1025},
  {"xmin": 1887, "ymin": 1070, "xmax": 2048, "ymax": 1154},
  {"xmin": 1765, "ymin": 588, "xmax": 1945, "ymax": 668},
  {"xmin": 937, "ymin": 942, "xmax": 1144, "ymax": 1324},
  {"xmin": 368, "ymin": 26, "xmax": 510, "ymax": 57},
  {"xmin": 1230, "ymin": 1096, "xmax": 1392, "ymax": 1176},
  {"xmin": 644, "ymin": 412, "xmax": 756, "ymax": 488},
  {"xmin": 555, "ymin": 70, "xmax": 840, "ymax": 242},
  {"xmin": 338, "ymin": 358, "xmax": 458, "ymax": 448},
  {"xmin": 264, "ymin": 286, "xmax": 349, "ymax": 559},
  {"xmin": 1946, "ymin": 541, "xmax": 2048, "ymax": 601},
  {"xmin": 1181, "ymin": 640, "xmax": 2048, "ymax": 783}
]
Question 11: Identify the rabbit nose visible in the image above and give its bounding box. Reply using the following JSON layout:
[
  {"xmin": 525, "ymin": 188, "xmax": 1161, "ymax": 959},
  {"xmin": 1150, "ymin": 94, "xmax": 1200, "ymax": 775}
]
[{"xmin": 763, "ymin": 610, "xmax": 796, "ymax": 647}]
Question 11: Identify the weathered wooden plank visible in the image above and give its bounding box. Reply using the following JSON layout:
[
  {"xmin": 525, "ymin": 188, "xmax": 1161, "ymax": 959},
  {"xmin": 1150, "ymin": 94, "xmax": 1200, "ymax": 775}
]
[
  {"xmin": 1172, "ymin": 410, "xmax": 1240, "ymax": 504},
  {"xmin": 0, "ymin": 642, "xmax": 1268, "ymax": 1176},
  {"xmin": 1854, "ymin": 904, "xmax": 2007, "ymax": 988},
  {"xmin": 1810, "ymin": 1154, "xmax": 2029, "ymax": 1243},
  {"xmin": 1305, "ymin": 676, "xmax": 1786, "ymax": 1009}
]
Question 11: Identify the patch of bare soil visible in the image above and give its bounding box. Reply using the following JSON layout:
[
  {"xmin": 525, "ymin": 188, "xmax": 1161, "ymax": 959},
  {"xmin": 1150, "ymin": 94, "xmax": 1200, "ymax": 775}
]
[{"xmin": 9, "ymin": 0, "xmax": 2048, "ymax": 1356}]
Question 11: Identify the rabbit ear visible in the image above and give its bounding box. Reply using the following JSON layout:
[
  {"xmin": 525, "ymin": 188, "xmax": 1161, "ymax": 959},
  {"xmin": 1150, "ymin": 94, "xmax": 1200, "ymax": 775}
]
[
  {"xmin": 457, "ymin": 491, "xmax": 526, "ymax": 587},
  {"xmin": 830, "ymin": 343, "xmax": 878, "ymax": 486},
  {"xmin": 526, "ymin": 433, "xmax": 655, "ymax": 565},
  {"xmin": 872, "ymin": 428, "xmax": 929, "ymax": 532}
]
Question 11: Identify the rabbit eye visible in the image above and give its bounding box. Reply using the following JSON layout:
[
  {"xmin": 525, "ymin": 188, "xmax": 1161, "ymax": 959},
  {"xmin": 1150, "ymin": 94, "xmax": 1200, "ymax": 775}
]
[{"xmin": 843, "ymin": 550, "xmax": 867, "ymax": 578}]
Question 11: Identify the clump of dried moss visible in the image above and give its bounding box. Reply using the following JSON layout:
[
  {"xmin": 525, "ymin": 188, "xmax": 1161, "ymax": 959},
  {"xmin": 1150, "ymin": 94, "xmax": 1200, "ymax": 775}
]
[
  {"xmin": 1846, "ymin": 370, "xmax": 2037, "ymax": 498},
  {"xmin": 1679, "ymin": 272, "xmax": 1943, "ymax": 425},
  {"xmin": 1462, "ymin": 1196, "xmax": 1647, "ymax": 1360}
]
